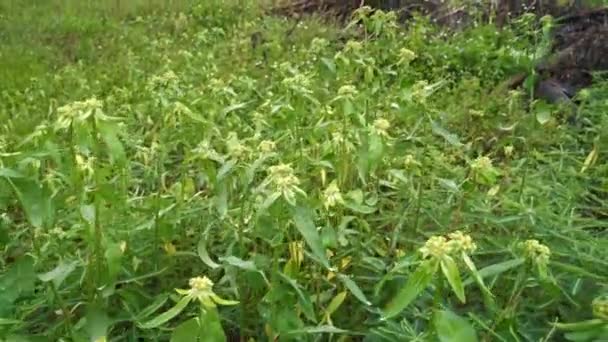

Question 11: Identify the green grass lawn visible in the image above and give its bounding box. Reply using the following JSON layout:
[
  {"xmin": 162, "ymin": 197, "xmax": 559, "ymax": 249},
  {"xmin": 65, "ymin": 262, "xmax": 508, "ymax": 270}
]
[{"xmin": 1, "ymin": 1, "xmax": 607, "ymax": 341}]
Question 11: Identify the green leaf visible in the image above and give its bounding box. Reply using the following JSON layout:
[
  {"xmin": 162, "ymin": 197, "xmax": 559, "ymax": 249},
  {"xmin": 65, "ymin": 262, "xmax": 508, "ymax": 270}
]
[
  {"xmin": 342, "ymin": 201, "xmax": 376, "ymax": 214},
  {"xmin": 471, "ymin": 258, "xmax": 525, "ymax": 282},
  {"xmin": 434, "ymin": 309, "xmax": 478, "ymax": 342},
  {"xmin": 171, "ymin": 318, "xmax": 202, "ymax": 342},
  {"xmin": 536, "ymin": 108, "xmax": 552, "ymax": 125},
  {"xmin": 553, "ymin": 319, "xmax": 605, "ymax": 331},
  {"xmin": 0, "ymin": 255, "xmax": 36, "ymax": 307},
  {"xmin": 0, "ymin": 168, "xmax": 24, "ymax": 178},
  {"xmin": 278, "ymin": 272, "xmax": 317, "ymax": 323},
  {"xmin": 440, "ymin": 255, "xmax": 465, "ymax": 303},
  {"xmin": 104, "ymin": 242, "xmax": 123, "ymax": 284},
  {"xmin": 197, "ymin": 239, "xmax": 220, "ymax": 269},
  {"xmin": 135, "ymin": 294, "xmax": 170, "ymax": 321},
  {"xmin": 431, "ymin": 120, "xmax": 463, "ymax": 147},
  {"xmin": 219, "ymin": 256, "xmax": 258, "ymax": 272},
  {"xmin": 292, "ymin": 205, "xmax": 332, "ymax": 270},
  {"xmin": 97, "ymin": 121, "xmax": 126, "ymax": 165},
  {"xmin": 85, "ymin": 306, "xmax": 110, "ymax": 342},
  {"xmin": 0, "ymin": 318, "xmax": 22, "ymax": 325},
  {"xmin": 199, "ymin": 307, "xmax": 227, "ymax": 342},
  {"xmin": 9, "ymin": 178, "xmax": 53, "ymax": 229},
  {"xmin": 382, "ymin": 259, "xmax": 437, "ymax": 319},
  {"xmin": 287, "ymin": 325, "xmax": 354, "ymax": 335},
  {"xmin": 140, "ymin": 295, "xmax": 192, "ymax": 329},
  {"xmin": 214, "ymin": 181, "xmax": 228, "ymax": 218},
  {"xmin": 336, "ymin": 274, "xmax": 371, "ymax": 306},
  {"xmin": 38, "ymin": 260, "xmax": 78, "ymax": 288},
  {"xmin": 80, "ymin": 204, "xmax": 96, "ymax": 226},
  {"xmin": 325, "ymin": 291, "xmax": 347, "ymax": 318}
]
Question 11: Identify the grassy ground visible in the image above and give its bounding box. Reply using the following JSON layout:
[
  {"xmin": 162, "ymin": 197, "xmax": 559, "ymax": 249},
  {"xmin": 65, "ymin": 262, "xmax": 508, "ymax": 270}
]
[{"xmin": 1, "ymin": 1, "xmax": 607, "ymax": 341}]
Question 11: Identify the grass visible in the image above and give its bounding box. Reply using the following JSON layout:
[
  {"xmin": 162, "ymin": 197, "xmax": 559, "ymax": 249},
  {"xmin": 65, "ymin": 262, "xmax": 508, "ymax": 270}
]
[{"xmin": 0, "ymin": 0, "xmax": 607, "ymax": 341}]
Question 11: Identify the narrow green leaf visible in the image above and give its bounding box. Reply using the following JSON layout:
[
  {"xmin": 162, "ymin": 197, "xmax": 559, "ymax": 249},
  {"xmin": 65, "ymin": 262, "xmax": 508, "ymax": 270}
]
[
  {"xmin": 292, "ymin": 205, "xmax": 332, "ymax": 270},
  {"xmin": 140, "ymin": 295, "xmax": 192, "ymax": 329},
  {"xmin": 434, "ymin": 309, "xmax": 478, "ymax": 342},
  {"xmin": 134, "ymin": 294, "xmax": 169, "ymax": 321},
  {"xmin": 382, "ymin": 260, "xmax": 437, "ymax": 319},
  {"xmin": 197, "ymin": 239, "xmax": 220, "ymax": 269},
  {"xmin": 325, "ymin": 291, "xmax": 347, "ymax": 317},
  {"xmin": 219, "ymin": 256, "xmax": 258, "ymax": 272},
  {"xmin": 431, "ymin": 120, "xmax": 463, "ymax": 147},
  {"xmin": 287, "ymin": 325, "xmax": 354, "ymax": 335},
  {"xmin": 336, "ymin": 274, "xmax": 371, "ymax": 306},
  {"xmin": 342, "ymin": 201, "xmax": 376, "ymax": 214},
  {"xmin": 38, "ymin": 260, "xmax": 78, "ymax": 288},
  {"xmin": 0, "ymin": 318, "xmax": 22, "ymax": 325},
  {"xmin": 104, "ymin": 243, "xmax": 123, "ymax": 283},
  {"xmin": 440, "ymin": 255, "xmax": 465, "ymax": 303},
  {"xmin": 278, "ymin": 272, "xmax": 317, "ymax": 323},
  {"xmin": 97, "ymin": 121, "xmax": 125, "ymax": 165},
  {"xmin": 552, "ymin": 319, "xmax": 605, "ymax": 331},
  {"xmin": 474, "ymin": 258, "xmax": 525, "ymax": 281}
]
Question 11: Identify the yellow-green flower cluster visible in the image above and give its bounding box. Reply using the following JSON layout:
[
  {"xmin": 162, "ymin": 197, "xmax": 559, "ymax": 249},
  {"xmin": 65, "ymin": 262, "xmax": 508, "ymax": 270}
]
[
  {"xmin": 419, "ymin": 231, "xmax": 477, "ymax": 260},
  {"xmin": 323, "ymin": 180, "xmax": 344, "ymax": 210},
  {"xmin": 175, "ymin": 276, "xmax": 238, "ymax": 309},
  {"xmin": 522, "ymin": 239, "xmax": 551, "ymax": 266},
  {"xmin": 592, "ymin": 295, "xmax": 608, "ymax": 320},
  {"xmin": 265, "ymin": 163, "xmax": 305, "ymax": 204},
  {"xmin": 259, "ymin": 140, "xmax": 276, "ymax": 153},
  {"xmin": 372, "ymin": 118, "xmax": 391, "ymax": 137},
  {"xmin": 397, "ymin": 48, "xmax": 417, "ymax": 65},
  {"xmin": 55, "ymin": 97, "xmax": 103, "ymax": 130}
]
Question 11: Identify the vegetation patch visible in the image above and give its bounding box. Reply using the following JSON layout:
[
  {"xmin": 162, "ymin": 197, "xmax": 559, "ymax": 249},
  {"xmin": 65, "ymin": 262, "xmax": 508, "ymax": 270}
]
[{"xmin": 0, "ymin": 0, "xmax": 607, "ymax": 341}]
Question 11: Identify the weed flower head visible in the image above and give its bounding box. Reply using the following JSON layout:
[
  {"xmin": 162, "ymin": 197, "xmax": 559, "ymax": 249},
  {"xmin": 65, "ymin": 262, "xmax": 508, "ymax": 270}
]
[
  {"xmin": 55, "ymin": 97, "xmax": 103, "ymax": 130},
  {"xmin": 311, "ymin": 37, "xmax": 329, "ymax": 53},
  {"xmin": 372, "ymin": 118, "xmax": 391, "ymax": 137},
  {"xmin": 226, "ymin": 132, "xmax": 248, "ymax": 159},
  {"xmin": 419, "ymin": 236, "xmax": 452, "ymax": 259},
  {"xmin": 522, "ymin": 239, "xmax": 551, "ymax": 265},
  {"xmin": 147, "ymin": 70, "xmax": 179, "ymax": 90},
  {"xmin": 398, "ymin": 48, "xmax": 417, "ymax": 65},
  {"xmin": 471, "ymin": 156, "xmax": 493, "ymax": 171},
  {"xmin": 344, "ymin": 40, "xmax": 363, "ymax": 54},
  {"xmin": 191, "ymin": 140, "xmax": 223, "ymax": 162},
  {"xmin": 404, "ymin": 154, "xmax": 420, "ymax": 169},
  {"xmin": 323, "ymin": 180, "xmax": 344, "ymax": 210},
  {"xmin": 338, "ymin": 85, "xmax": 358, "ymax": 98},
  {"xmin": 259, "ymin": 140, "xmax": 276, "ymax": 153},
  {"xmin": 504, "ymin": 145, "xmax": 514, "ymax": 157},
  {"xmin": 266, "ymin": 163, "xmax": 304, "ymax": 204},
  {"xmin": 447, "ymin": 231, "xmax": 477, "ymax": 254},
  {"xmin": 176, "ymin": 276, "xmax": 238, "ymax": 309},
  {"xmin": 592, "ymin": 295, "xmax": 608, "ymax": 320}
]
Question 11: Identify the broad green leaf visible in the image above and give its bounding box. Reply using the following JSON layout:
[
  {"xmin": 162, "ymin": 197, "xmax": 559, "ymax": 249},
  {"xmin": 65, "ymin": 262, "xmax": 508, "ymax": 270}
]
[
  {"xmin": 38, "ymin": 260, "xmax": 78, "ymax": 288},
  {"xmin": 85, "ymin": 306, "xmax": 110, "ymax": 342},
  {"xmin": 0, "ymin": 168, "xmax": 24, "ymax": 178},
  {"xmin": 536, "ymin": 109, "xmax": 551, "ymax": 125},
  {"xmin": 199, "ymin": 307, "xmax": 227, "ymax": 342},
  {"xmin": 140, "ymin": 295, "xmax": 192, "ymax": 329},
  {"xmin": 197, "ymin": 239, "xmax": 220, "ymax": 269},
  {"xmin": 292, "ymin": 205, "xmax": 332, "ymax": 270},
  {"xmin": 440, "ymin": 255, "xmax": 465, "ymax": 303},
  {"xmin": 0, "ymin": 255, "xmax": 36, "ymax": 307},
  {"xmin": 564, "ymin": 329, "xmax": 605, "ymax": 341},
  {"xmin": 9, "ymin": 178, "xmax": 53, "ymax": 229},
  {"xmin": 97, "ymin": 121, "xmax": 125, "ymax": 165},
  {"xmin": 336, "ymin": 274, "xmax": 371, "ymax": 306},
  {"xmin": 171, "ymin": 318, "xmax": 202, "ymax": 342},
  {"xmin": 434, "ymin": 309, "xmax": 478, "ymax": 342},
  {"xmin": 80, "ymin": 204, "xmax": 96, "ymax": 226},
  {"xmin": 382, "ymin": 259, "xmax": 437, "ymax": 319}
]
